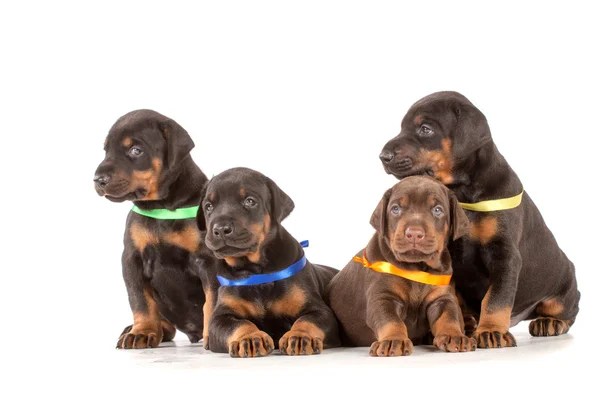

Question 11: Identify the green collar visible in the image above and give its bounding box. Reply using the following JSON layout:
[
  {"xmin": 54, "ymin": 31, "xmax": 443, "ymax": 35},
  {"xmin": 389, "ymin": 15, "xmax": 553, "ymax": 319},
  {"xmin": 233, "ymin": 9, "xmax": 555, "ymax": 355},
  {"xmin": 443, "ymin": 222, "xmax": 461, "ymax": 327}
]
[{"xmin": 131, "ymin": 205, "xmax": 199, "ymax": 220}]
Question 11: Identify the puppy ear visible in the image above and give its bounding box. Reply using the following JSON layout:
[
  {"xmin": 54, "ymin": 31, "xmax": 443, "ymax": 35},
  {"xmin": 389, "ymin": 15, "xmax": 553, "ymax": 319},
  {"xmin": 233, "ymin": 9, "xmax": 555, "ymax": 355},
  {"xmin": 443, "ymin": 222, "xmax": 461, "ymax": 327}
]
[
  {"xmin": 196, "ymin": 184, "xmax": 208, "ymax": 232},
  {"xmin": 449, "ymin": 191, "xmax": 470, "ymax": 241},
  {"xmin": 265, "ymin": 176, "xmax": 295, "ymax": 223},
  {"xmin": 451, "ymin": 102, "xmax": 492, "ymax": 158},
  {"xmin": 370, "ymin": 188, "xmax": 392, "ymax": 233},
  {"xmin": 159, "ymin": 118, "xmax": 195, "ymax": 170}
]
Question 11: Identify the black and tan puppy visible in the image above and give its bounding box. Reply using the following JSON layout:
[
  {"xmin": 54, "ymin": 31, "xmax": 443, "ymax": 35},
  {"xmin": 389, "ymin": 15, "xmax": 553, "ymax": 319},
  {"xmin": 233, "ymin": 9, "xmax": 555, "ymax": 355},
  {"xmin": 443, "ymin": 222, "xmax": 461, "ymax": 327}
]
[
  {"xmin": 196, "ymin": 167, "xmax": 340, "ymax": 357},
  {"xmin": 328, "ymin": 176, "xmax": 475, "ymax": 356},
  {"xmin": 379, "ymin": 91, "xmax": 580, "ymax": 348},
  {"xmin": 94, "ymin": 109, "xmax": 217, "ymax": 349}
]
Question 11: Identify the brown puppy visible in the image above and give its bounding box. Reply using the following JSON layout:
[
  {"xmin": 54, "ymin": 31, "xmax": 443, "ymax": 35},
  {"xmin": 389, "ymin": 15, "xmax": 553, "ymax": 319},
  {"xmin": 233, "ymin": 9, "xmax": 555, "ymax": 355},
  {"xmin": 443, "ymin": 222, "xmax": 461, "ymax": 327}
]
[
  {"xmin": 327, "ymin": 176, "xmax": 475, "ymax": 356},
  {"xmin": 94, "ymin": 110, "xmax": 217, "ymax": 349},
  {"xmin": 379, "ymin": 91, "xmax": 580, "ymax": 348},
  {"xmin": 197, "ymin": 168, "xmax": 341, "ymax": 357}
]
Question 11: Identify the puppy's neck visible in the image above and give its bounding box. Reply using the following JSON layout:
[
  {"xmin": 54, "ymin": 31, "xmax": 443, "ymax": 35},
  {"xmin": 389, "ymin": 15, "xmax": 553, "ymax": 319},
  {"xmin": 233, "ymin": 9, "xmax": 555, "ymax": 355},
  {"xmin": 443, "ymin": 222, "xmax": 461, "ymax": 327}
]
[
  {"xmin": 449, "ymin": 141, "xmax": 522, "ymax": 203},
  {"xmin": 366, "ymin": 234, "xmax": 452, "ymax": 275},
  {"xmin": 133, "ymin": 157, "xmax": 208, "ymax": 210},
  {"xmin": 217, "ymin": 226, "xmax": 304, "ymax": 280}
]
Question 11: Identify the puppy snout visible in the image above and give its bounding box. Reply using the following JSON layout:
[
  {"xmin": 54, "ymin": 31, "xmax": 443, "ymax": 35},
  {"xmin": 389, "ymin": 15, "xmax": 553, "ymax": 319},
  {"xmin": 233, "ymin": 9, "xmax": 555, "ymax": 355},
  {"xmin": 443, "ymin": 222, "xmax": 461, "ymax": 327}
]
[
  {"xmin": 379, "ymin": 150, "xmax": 394, "ymax": 163},
  {"xmin": 405, "ymin": 227, "xmax": 425, "ymax": 243},
  {"xmin": 94, "ymin": 173, "xmax": 111, "ymax": 187},
  {"xmin": 213, "ymin": 222, "xmax": 235, "ymax": 238}
]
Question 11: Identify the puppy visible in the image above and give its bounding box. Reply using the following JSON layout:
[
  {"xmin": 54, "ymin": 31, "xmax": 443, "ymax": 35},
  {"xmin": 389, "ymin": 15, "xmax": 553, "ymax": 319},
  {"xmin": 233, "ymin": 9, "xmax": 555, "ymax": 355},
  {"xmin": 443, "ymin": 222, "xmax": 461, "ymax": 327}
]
[
  {"xmin": 327, "ymin": 176, "xmax": 476, "ymax": 356},
  {"xmin": 379, "ymin": 91, "xmax": 580, "ymax": 347},
  {"xmin": 196, "ymin": 167, "xmax": 341, "ymax": 357},
  {"xmin": 94, "ymin": 109, "xmax": 217, "ymax": 349}
]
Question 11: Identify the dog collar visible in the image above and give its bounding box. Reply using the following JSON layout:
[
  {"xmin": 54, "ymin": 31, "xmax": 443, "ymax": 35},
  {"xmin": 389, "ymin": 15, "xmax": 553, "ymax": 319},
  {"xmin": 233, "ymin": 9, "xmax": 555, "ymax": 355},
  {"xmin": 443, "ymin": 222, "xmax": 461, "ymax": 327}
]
[
  {"xmin": 353, "ymin": 250, "xmax": 451, "ymax": 286},
  {"xmin": 217, "ymin": 240, "xmax": 310, "ymax": 286},
  {"xmin": 131, "ymin": 205, "xmax": 199, "ymax": 220},
  {"xmin": 458, "ymin": 190, "xmax": 524, "ymax": 212}
]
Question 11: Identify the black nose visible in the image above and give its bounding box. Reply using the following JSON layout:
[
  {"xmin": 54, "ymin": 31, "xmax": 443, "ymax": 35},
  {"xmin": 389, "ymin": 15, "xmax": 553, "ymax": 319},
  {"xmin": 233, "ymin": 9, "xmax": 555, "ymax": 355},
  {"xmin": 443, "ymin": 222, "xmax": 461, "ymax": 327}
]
[
  {"xmin": 94, "ymin": 174, "xmax": 111, "ymax": 187},
  {"xmin": 213, "ymin": 222, "xmax": 234, "ymax": 237},
  {"xmin": 379, "ymin": 150, "xmax": 394, "ymax": 163}
]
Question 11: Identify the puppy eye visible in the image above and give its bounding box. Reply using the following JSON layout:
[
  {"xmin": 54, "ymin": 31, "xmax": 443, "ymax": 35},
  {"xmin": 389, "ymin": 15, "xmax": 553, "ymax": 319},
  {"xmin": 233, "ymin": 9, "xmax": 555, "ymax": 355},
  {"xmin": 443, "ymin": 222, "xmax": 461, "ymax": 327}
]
[
  {"xmin": 390, "ymin": 205, "xmax": 401, "ymax": 216},
  {"xmin": 244, "ymin": 197, "xmax": 257, "ymax": 208},
  {"xmin": 432, "ymin": 205, "xmax": 444, "ymax": 217},
  {"xmin": 204, "ymin": 203, "xmax": 214, "ymax": 213},
  {"xmin": 128, "ymin": 147, "xmax": 143, "ymax": 157},
  {"xmin": 419, "ymin": 125, "xmax": 434, "ymax": 137}
]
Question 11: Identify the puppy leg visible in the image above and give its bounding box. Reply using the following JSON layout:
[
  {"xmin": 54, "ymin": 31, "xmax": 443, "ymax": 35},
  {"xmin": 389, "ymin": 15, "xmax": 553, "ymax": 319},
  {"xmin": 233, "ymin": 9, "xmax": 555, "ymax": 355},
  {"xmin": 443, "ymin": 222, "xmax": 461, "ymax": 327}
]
[
  {"xmin": 529, "ymin": 282, "xmax": 580, "ymax": 337},
  {"xmin": 279, "ymin": 306, "xmax": 340, "ymax": 356},
  {"xmin": 208, "ymin": 308, "xmax": 274, "ymax": 358},
  {"xmin": 366, "ymin": 297, "xmax": 413, "ymax": 357},
  {"xmin": 427, "ymin": 294, "xmax": 476, "ymax": 352},
  {"xmin": 116, "ymin": 286, "xmax": 163, "ymax": 349},
  {"xmin": 474, "ymin": 245, "xmax": 521, "ymax": 348}
]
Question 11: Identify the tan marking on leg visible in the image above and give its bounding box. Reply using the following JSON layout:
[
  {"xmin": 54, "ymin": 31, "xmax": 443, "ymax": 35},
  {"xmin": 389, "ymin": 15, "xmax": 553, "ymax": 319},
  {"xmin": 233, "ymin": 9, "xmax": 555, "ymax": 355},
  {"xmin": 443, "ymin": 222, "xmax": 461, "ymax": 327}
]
[
  {"xmin": 477, "ymin": 287, "xmax": 511, "ymax": 332},
  {"xmin": 130, "ymin": 223, "xmax": 159, "ymax": 253},
  {"xmin": 220, "ymin": 293, "xmax": 265, "ymax": 319},
  {"xmin": 162, "ymin": 224, "xmax": 201, "ymax": 253},
  {"xmin": 270, "ymin": 285, "xmax": 306, "ymax": 316},
  {"xmin": 470, "ymin": 216, "xmax": 497, "ymax": 245},
  {"xmin": 536, "ymin": 298, "xmax": 565, "ymax": 317},
  {"xmin": 202, "ymin": 289, "xmax": 214, "ymax": 346}
]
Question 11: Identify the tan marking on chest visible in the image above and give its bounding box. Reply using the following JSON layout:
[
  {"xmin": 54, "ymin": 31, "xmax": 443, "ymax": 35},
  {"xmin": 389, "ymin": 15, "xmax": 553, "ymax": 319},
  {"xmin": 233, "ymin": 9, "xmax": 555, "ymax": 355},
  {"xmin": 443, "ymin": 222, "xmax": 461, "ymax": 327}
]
[
  {"xmin": 220, "ymin": 293, "xmax": 266, "ymax": 319},
  {"xmin": 130, "ymin": 223, "xmax": 159, "ymax": 252},
  {"xmin": 270, "ymin": 285, "xmax": 306, "ymax": 316},
  {"xmin": 469, "ymin": 216, "xmax": 498, "ymax": 245},
  {"xmin": 162, "ymin": 224, "xmax": 200, "ymax": 253}
]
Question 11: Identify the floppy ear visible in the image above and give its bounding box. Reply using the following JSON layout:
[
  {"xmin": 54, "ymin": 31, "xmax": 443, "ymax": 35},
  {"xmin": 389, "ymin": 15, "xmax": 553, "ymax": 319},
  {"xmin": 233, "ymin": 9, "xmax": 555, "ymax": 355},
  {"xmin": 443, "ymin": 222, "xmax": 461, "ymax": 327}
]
[
  {"xmin": 448, "ymin": 191, "xmax": 470, "ymax": 241},
  {"xmin": 265, "ymin": 176, "xmax": 295, "ymax": 223},
  {"xmin": 159, "ymin": 118, "xmax": 195, "ymax": 170},
  {"xmin": 370, "ymin": 188, "xmax": 392, "ymax": 233},
  {"xmin": 196, "ymin": 184, "xmax": 208, "ymax": 232},
  {"xmin": 451, "ymin": 102, "xmax": 492, "ymax": 159}
]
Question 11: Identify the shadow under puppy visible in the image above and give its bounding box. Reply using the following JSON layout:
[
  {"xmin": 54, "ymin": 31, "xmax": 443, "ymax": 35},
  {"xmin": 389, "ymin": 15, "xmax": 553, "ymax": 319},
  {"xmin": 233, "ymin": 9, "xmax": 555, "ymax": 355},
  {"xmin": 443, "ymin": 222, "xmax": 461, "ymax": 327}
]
[
  {"xmin": 196, "ymin": 167, "xmax": 340, "ymax": 357},
  {"xmin": 327, "ymin": 176, "xmax": 475, "ymax": 356},
  {"xmin": 94, "ymin": 110, "xmax": 217, "ymax": 349}
]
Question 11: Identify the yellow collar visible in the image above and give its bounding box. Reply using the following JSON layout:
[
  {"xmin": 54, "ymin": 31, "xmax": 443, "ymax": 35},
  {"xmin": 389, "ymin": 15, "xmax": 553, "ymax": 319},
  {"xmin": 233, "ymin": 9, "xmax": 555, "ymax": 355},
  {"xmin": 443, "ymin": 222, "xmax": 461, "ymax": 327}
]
[
  {"xmin": 458, "ymin": 190, "xmax": 524, "ymax": 212},
  {"xmin": 353, "ymin": 250, "xmax": 451, "ymax": 286}
]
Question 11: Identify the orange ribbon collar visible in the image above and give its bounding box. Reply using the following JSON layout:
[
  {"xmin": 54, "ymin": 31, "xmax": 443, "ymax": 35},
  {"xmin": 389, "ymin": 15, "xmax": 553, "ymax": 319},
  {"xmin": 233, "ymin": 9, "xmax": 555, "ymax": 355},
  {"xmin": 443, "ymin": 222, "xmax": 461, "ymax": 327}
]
[{"xmin": 353, "ymin": 250, "xmax": 451, "ymax": 286}]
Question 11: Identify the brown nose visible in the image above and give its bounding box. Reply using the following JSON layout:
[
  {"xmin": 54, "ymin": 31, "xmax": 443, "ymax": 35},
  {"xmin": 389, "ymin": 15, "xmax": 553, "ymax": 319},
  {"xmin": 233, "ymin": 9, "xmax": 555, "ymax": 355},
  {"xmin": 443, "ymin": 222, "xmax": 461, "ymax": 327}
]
[{"xmin": 405, "ymin": 227, "xmax": 425, "ymax": 243}]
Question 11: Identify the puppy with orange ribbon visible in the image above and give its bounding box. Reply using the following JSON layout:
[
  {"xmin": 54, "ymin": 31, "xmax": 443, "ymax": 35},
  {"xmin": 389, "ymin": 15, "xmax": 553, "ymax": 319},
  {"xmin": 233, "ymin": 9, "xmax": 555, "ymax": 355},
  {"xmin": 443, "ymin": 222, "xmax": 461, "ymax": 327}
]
[{"xmin": 327, "ymin": 175, "xmax": 476, "ymax": 356}]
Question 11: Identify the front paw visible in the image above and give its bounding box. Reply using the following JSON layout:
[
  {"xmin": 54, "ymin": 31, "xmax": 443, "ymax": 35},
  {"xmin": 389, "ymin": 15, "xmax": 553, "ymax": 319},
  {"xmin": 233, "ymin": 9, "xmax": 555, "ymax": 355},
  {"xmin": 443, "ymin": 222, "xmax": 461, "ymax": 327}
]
[
  {"xmin": 434, "ymin": 334, "xmax": 476, "ymax": 352},
  {"xmin": 369, "ymin": 338, "xmax": 413, "ymax": 357},
  {"xmin": 474, "ymin": 329, "xmax": 517, "ymax": 348},
  {"xmin": 116, "ymin": 325, "xmax": 161, "ymax": 349},
  {"xmin": 229, "ymin": 331, "xmax": 274, "ymax": 358},
  {"xmin": 279, "ymin": 331, "xmax": 323, "ymax": 356}
]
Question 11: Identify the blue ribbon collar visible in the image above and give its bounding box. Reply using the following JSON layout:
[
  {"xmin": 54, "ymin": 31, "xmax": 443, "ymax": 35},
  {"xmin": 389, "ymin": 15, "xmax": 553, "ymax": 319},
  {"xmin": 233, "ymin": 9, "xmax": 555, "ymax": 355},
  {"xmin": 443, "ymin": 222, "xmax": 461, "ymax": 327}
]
[{"xmin": 217, "ymin": 240, "xmax": 309, "ymax": 287}]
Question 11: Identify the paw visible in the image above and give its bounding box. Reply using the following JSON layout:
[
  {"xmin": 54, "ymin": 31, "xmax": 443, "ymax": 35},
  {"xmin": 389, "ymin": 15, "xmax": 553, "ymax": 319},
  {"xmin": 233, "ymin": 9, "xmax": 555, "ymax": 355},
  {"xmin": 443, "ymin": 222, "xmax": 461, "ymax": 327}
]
[
  {"xmin": 433, "ymin": 334, "xmax": 476, "ymax": 352},
  {"xmin": 529, "ymin": 317, "xmax": 570, "ymax": 337},
  {"xmin": 279, "ymin": 331, "xmax": 323, "ymax": 356},
  {"xmin": 474, "ymin": 329, "xmax": 517, "ymax": 348},
  {"xmin": 116, "ymin": 325, "xmax": 161, "ymax": 349},
  {"xmin": 369, "ymin": 338, "xmax": 413, "ymax": 357},
  {"xmin": 229, "ymin": 331, "xmax": 274, "ymax": 358},
  {"xmin": 463, "ymin": 314, "xmax": 478, "ymax": 337}
]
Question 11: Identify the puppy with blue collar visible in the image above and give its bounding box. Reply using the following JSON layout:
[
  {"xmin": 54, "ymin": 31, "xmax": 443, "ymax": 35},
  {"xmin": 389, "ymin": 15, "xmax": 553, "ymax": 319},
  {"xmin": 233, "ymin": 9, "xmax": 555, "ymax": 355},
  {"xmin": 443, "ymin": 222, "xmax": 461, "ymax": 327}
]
[{"xmin": 196, "ymin": 167, "xmax": 341, "ymax": 357}]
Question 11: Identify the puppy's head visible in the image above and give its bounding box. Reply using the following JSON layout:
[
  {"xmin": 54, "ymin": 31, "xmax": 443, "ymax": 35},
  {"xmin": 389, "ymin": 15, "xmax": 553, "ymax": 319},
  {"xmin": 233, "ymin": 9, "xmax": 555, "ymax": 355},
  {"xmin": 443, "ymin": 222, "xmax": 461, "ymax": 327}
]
[
  {"xmin": 379, "ymin": 91, "xmax": 492, "ymax": 184},
  {"xmin": 197, "ymin": 168, "xmax": 294, "ymax": 265},
  {"xmin": 94, "ymin": 109, "xmax": 194, "ymax": 202},
  {"xmin": 370, "ymin": 176, "xmax": 469, "ymax": 265}
]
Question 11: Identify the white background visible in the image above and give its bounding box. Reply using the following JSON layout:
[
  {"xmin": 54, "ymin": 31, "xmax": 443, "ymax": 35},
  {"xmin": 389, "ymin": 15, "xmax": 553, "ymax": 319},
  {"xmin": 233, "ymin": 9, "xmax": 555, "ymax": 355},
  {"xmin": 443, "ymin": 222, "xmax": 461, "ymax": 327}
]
[{"xmin": 2, "ymin": 1, "xmax": 599, "ymax": 399}]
